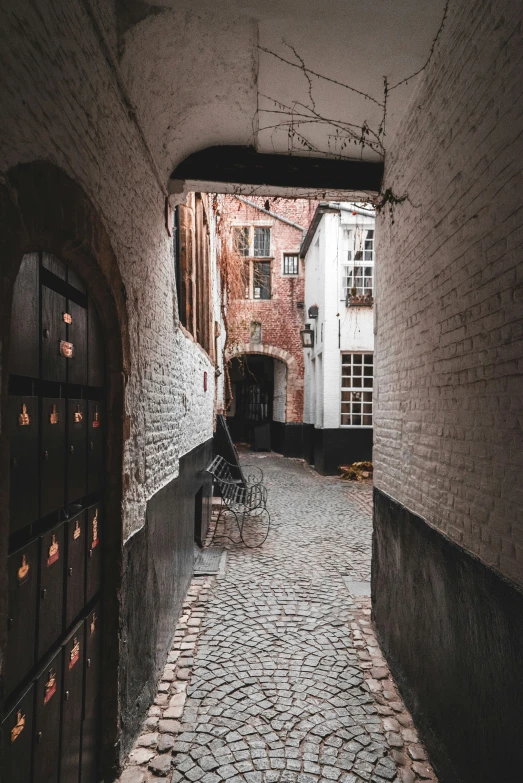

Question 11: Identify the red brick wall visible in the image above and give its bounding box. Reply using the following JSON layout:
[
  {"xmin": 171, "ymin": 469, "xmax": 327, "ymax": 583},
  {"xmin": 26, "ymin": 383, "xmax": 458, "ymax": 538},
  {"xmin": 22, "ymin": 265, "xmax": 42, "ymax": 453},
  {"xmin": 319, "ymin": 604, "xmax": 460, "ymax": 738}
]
[{"xmin": 224, "ymin": 197, "xmax": 317, "ymax": 423}]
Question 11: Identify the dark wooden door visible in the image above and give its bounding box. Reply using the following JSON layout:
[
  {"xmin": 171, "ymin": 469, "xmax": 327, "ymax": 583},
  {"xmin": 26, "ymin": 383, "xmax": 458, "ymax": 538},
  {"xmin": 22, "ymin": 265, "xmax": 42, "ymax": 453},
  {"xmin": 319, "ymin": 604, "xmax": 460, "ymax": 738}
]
[{"xmin": 2, "ymin": 252, "xmax": 105, "ymax": 783}]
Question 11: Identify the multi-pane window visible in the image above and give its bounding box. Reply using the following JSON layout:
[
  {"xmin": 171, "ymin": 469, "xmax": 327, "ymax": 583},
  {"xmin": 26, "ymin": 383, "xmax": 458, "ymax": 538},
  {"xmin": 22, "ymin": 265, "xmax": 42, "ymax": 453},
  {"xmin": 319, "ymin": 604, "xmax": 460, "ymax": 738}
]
[
  {"xmin": 233, "ymin": 226, "xmax": 271, "ymax": 258},
  {"xmin": 254, "ymin": 227, "xmax": 271, "ymax": 257},
  {"xmin": 341, "ymin": 353, "xmax": 373, "ymax": 426},
  {"xmin": 342, "ymin": 227, "xmax": 374, "ymax": 299},
  {"xmin": 253, "ymin": 262, "xmax": 271, "ymax": 299},
  {"xmin": 283, "ymin": 253, "xmax": 299, "ymax": 275},
  {"xmin": 233, "ymin": 225, "xmax": 272, "ymax": 299}
]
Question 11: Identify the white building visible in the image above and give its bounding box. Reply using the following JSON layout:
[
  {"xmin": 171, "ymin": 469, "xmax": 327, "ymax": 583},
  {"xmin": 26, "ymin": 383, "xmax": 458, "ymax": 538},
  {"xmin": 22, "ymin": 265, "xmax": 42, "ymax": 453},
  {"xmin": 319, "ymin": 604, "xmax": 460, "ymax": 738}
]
[{"xmin": 301, "ymin": 203, "xmax": 375, "ymax": 474}]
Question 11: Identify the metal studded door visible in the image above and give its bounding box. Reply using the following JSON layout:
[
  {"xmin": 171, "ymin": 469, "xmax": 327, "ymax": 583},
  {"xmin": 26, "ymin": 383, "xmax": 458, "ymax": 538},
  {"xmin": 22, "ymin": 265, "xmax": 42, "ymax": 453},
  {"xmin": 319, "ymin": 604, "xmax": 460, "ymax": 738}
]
[{"xmin": 2, "ymin": 252, "xmax": 105, "ymax": 783}]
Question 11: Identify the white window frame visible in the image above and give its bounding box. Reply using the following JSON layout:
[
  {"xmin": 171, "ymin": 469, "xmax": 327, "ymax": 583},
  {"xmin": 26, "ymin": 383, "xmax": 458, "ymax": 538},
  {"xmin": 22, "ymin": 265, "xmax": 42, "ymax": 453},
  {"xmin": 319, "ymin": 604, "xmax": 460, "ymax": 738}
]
[
  {"xmin": 340, "ymin": 352, "xmax": 374, "ymax": 427},
  {"xmin": 341, "ymin": 226, "xmax": 375, "ymax": 300}
]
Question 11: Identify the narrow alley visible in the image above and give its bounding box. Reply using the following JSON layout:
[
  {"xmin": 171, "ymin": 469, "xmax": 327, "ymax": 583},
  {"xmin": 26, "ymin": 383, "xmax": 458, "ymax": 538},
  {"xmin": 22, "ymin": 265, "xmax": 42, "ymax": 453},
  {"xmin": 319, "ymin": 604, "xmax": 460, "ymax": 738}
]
[{"xmin": 120, "ymin": 456, "xmax": 436, "ymax": 783}]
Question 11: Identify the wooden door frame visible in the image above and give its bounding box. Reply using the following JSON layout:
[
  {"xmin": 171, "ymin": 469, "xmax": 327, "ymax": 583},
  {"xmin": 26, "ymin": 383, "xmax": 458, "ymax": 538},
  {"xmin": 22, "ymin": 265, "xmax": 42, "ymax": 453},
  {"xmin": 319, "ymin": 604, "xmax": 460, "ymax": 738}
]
[{"xmin": 0, "ymin": 161, "xmax": 130, "ymax": 779}]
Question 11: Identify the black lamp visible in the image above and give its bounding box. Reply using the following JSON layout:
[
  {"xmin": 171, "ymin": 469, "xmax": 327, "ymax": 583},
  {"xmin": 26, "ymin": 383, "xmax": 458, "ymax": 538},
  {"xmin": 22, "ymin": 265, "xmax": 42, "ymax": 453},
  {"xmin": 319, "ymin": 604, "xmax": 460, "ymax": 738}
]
[{"xmin": 300, "ymin": 323, "xmax": 314, "ymax": 348}]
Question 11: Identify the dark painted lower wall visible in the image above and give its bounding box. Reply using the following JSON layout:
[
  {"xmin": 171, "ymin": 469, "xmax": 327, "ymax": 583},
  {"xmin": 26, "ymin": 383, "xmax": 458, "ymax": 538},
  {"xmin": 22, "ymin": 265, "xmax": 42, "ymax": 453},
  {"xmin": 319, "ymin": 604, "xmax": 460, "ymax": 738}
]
[
  {"xmin": 313, "ymin": 427, "xmax": 373, "ymax": 475},
  {"xmin": 271, "ymin": 422, "xmax": 312, "ymax": 459},
  {"xmin": 119, "ymin": 439, "xmax": 212, "ymax": 758},
  {"xmin": 372, "ymin": 488, "xmax": 523, "ymax": 783}
]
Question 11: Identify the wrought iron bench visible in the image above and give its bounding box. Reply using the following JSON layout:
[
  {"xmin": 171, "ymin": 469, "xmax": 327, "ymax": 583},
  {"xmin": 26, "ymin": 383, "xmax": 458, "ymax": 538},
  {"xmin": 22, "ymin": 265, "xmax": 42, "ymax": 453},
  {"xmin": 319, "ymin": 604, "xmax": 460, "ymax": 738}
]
[{"xmin": 206, "ymin": 455, "xmax": 270, "ymax": 547}]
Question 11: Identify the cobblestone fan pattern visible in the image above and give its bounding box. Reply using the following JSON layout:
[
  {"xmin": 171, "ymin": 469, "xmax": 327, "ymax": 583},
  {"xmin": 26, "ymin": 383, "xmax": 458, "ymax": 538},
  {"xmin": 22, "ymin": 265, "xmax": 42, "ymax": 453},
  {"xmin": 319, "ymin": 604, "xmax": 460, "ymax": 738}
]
[{"xmin": 118, "ymin": 456, "xmax": 437, "ymax": 783}]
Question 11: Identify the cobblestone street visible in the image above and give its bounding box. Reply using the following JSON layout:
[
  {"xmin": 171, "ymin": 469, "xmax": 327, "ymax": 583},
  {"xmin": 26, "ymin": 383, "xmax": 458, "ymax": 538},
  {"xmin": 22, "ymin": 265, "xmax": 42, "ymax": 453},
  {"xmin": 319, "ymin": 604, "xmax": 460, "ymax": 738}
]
[{"xmin": 119, "ymin": 455, "xmax": 437, "ymax": 783}]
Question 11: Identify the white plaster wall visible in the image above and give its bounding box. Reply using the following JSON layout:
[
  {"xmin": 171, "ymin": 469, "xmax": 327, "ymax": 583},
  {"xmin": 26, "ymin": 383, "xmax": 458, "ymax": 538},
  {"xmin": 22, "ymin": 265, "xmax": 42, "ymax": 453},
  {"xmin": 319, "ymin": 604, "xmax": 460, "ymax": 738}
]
[
  {"xmin": 303, "ymin": 231, "xmax": 322, "ymax": 425},
  {"xmin": 304, "ymin": 210, "xmax": 375, "ymax": 431},
  {"xmin": 321, "ymin": 214, "xmax": 344, "ymax": 430},
  {"xmin": 272, "ymin": 360, "xmax": 287, "ymax": 423}
]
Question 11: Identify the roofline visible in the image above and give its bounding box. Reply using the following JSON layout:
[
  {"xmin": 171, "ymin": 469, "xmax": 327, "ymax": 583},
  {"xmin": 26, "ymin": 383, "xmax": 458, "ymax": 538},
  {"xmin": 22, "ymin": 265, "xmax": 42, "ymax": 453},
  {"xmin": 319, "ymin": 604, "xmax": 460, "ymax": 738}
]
[
  {"xmin": 233, "ymin": 195, "xmax": 306, "ymax": 232},
  {"xmin": 300, "ymin": 202, "xmax": 340, "ymax": 259}
]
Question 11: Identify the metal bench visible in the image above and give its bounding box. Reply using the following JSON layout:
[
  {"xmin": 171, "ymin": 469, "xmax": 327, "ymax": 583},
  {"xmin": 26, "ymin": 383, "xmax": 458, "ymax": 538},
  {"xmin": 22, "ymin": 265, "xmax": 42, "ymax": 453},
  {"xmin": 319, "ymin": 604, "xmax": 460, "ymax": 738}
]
[{"xmin": 206, "ymin": 455, "xmax": 270, "ymax": 547}]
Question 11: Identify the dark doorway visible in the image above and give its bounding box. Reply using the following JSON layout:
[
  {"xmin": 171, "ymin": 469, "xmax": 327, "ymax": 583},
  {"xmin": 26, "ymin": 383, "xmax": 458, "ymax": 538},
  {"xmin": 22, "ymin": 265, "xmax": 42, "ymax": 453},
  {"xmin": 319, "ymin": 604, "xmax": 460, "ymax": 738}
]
[
  {"xmin": 226, "ymin": 356, "xmax": 274, "ymax": 450},
  {"xmin": 2, "ymin": 252, "xmax": 104, "ymax": 783}
]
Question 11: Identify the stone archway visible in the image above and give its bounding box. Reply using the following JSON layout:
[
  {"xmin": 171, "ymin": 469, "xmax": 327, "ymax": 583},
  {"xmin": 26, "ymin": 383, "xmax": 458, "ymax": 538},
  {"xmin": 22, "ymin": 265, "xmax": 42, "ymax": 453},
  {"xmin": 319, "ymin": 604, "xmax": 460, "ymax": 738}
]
[
  {"xmin": 0, "ymin": 161, "xmax": 129, "ymax": 779},
  {"xmin": 227, "ymin": 342, "xmax": 302, "ymax": 423}
]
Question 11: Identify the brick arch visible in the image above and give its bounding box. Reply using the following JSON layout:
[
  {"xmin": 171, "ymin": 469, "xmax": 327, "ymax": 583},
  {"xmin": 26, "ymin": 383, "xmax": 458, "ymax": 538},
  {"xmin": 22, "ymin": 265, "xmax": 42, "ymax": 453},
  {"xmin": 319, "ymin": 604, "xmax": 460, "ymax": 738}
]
[{"xmin": 227, "ymin": 342, "xmax": 302, "ymax": 422}]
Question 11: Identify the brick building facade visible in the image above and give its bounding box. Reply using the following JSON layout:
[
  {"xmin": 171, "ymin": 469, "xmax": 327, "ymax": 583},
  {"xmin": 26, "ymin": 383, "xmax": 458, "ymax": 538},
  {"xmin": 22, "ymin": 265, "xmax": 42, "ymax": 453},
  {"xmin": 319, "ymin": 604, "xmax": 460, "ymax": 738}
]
[{"xmin": 222, "ymin": 196, "xmax": 317, "ymax": 455}]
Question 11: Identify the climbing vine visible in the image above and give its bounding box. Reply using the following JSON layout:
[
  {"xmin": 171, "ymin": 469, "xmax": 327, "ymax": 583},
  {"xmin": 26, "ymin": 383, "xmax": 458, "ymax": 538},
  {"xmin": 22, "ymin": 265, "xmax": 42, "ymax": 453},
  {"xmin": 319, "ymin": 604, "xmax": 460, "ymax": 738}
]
[{"xmin": 254, "ymin": 0, "xmax": 451, "ymax": 216}]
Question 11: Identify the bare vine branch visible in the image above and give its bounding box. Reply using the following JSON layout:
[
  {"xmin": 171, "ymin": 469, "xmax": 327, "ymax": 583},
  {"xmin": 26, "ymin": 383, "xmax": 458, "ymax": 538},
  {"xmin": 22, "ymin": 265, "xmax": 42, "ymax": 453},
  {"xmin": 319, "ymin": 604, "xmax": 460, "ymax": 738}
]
[
  {"xmin": 258, "ymin": 44, "xmax": 384, "ymax": 108},
  {"xmin": 389, "ymin": 0, "xmax": 450, "ymax": 91}
]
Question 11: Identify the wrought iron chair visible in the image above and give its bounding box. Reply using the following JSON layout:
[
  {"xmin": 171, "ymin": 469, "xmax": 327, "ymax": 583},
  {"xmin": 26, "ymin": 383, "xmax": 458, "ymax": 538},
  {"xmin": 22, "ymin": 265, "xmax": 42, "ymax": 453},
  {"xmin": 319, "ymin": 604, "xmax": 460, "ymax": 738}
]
[{"xmin": 206, "ymin": 455, "xmax": 270, "ymax": 547}]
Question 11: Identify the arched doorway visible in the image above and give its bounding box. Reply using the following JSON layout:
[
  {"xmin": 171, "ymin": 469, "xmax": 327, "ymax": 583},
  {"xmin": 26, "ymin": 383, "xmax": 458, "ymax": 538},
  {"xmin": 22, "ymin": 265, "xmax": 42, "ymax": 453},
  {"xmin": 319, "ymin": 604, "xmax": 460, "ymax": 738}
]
[
  {"xmin": 225, "ymin": 344, "xmax": 301, "ymax": 453},
  {"xmin": 226, "ymin": 354, "xmax": 285, "ymax": 450},
  {"xmin": 0, "ymin": 163, "xmax": 128, "ymax": 782}
]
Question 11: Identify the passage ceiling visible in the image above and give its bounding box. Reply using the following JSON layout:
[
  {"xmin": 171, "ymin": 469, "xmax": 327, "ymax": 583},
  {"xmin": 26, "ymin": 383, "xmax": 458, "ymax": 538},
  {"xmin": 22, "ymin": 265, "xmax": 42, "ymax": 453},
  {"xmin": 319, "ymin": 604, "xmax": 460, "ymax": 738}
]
[{"xmin": 118, "ymin": 0, "xmax": 447, "ymax": 183}]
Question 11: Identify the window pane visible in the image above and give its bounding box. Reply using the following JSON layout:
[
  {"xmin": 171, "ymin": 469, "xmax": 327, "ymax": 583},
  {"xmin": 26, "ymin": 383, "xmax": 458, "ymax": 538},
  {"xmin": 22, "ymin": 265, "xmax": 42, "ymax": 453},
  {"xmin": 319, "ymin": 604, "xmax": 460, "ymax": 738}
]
[
  {"xmin": 253, "ymin": 262, "xmax": 271, "ymax": 299},
  {"xmin": 234, "ymin": 227, "xmax": 249, "ymax": 256},
  {"xmin": 283, "ymin": 254, "xmax": 299, "ymax": 274},
  {"xmin": 341, "ymin": 352, "xmax": 373, "ymax": 425},
  {"xmin": 254, "ymin": 227, "xmax": 271, "ymax": 257}
]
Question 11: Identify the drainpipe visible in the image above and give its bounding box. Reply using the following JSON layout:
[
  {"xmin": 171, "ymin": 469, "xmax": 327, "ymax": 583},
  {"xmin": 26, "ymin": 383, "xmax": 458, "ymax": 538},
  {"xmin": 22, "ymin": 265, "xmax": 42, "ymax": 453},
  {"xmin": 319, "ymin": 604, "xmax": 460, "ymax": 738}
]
[{"xmin": 335, "ymin": 203, "xmax": 376, "ymax": 218}]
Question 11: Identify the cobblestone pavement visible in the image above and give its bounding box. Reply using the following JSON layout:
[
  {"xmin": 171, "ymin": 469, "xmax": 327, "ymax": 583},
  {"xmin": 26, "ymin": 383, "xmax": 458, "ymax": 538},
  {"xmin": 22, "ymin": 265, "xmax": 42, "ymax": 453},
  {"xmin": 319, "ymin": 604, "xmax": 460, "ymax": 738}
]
[{"xmin": 118, "ymin": 455, "xmax": 437, "ymax": 783}]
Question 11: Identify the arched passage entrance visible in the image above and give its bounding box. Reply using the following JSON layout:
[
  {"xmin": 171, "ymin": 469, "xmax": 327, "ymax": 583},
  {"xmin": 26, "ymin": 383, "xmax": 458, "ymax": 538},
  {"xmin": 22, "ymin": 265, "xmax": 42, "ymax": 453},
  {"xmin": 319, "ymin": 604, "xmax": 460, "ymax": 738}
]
[
  {"xmin": 0, "ymin": 162, "xmax": 129, "ymax": 781},
  {"xmin": 226, "ymin": 343, "xmax": 303, "ymax": 454}
]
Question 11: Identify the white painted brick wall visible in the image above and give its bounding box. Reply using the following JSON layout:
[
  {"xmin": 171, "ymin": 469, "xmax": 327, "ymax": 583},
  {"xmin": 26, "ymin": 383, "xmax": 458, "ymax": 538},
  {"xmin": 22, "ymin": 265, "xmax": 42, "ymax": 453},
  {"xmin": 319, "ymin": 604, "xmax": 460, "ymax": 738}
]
[
  {"xmin": 0, "ymin": 0, "xmax": 216, "ymax": 541},
  {"xmin": 374, "ymin": 0, "xmax": 523, "ymax": 585},
  {"xmin": 304, "ymin": 211, "xmax": 375, "ymax": 430},
  {"xmin": 272, "ymin": 359, "xmax": 287, "ymax": 422}
]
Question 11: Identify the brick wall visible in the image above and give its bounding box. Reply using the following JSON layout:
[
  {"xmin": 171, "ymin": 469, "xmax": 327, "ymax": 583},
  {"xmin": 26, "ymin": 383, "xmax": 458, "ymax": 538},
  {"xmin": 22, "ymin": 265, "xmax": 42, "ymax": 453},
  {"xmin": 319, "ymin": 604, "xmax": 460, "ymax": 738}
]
[
  {"xmin": 224, "ymin": 197, "xmax": 317, "ymax": 422},
  {"xmin": 0, "ymin": 0, "xmax": 216, "ymax": 541},
  {"xmin": 374, "ymin": 0, "xmax": 523, "ymax": 586}
]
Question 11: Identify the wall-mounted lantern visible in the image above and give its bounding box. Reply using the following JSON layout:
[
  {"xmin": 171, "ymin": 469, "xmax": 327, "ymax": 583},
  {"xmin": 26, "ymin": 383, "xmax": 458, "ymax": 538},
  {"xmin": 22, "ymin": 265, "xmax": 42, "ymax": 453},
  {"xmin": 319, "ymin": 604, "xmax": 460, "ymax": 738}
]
[
  {"xmin": 300, "ymin": 323, "xmax": 314, "ymax": 348},
  {"xmin": 308, "ymin": 304, "xmax": 319, "ymax": 319}
]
